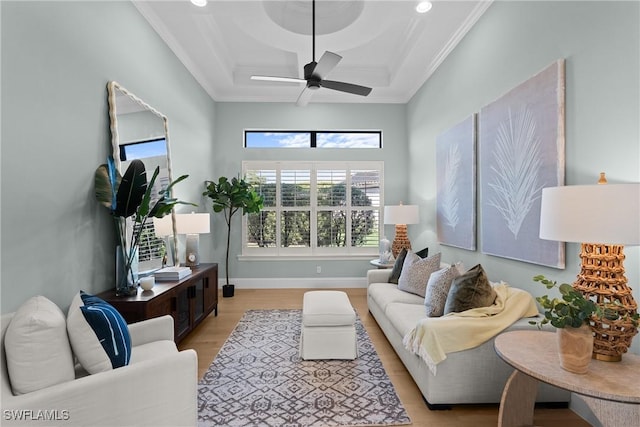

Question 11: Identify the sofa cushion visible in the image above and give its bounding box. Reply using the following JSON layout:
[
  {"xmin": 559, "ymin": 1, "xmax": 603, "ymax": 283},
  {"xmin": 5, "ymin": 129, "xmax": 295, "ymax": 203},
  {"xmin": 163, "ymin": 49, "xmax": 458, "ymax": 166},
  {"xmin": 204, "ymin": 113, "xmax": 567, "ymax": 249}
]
[
  {"xmin": 5, "ymin": 296, "xmax": 75, "ymax": 395},
  {"xmin": 398, "ymin": 252, "xmax": 442, "ymax": 297},
  {"xmin": 368, "ymin": 282, "xmax": 424, "ymax": 314},
  {"xmin": 444, "ymin": 264, "xmax": 497, "ymax": 314},
  {"xmin": 424, "ymin": 265, "xmax": 462, "ymax": 317},
  {"xmin": 385, "ymin": 302, "xmax": 427, "ymax": 337},
  {"xmin": 67, "ymin": 291, "xmax": 132, "ymax": 374}
]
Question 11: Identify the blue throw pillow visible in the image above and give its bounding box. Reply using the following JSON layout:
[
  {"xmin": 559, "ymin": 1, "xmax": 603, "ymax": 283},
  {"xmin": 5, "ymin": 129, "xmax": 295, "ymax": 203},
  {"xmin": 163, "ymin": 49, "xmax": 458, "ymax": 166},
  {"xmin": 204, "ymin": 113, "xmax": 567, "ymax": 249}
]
[{"xmin": 67, "ymin": 291, "xmax": 131, "ymax": 374}]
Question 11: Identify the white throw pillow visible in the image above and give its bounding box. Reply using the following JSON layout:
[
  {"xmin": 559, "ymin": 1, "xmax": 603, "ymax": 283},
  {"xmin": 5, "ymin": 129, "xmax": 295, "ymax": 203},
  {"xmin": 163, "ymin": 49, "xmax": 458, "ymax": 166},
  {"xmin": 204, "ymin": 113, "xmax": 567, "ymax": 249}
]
[
  {"xmin": 397, "ymin": 252, "xmax": 442, "ymax": 297},
  {"xmin": 67, "ymin": 291, "xmax": 131, "ymax": 374},
  {"xmin": 4, "ymin": 296, "xmax": 75, "ymax": 395}
]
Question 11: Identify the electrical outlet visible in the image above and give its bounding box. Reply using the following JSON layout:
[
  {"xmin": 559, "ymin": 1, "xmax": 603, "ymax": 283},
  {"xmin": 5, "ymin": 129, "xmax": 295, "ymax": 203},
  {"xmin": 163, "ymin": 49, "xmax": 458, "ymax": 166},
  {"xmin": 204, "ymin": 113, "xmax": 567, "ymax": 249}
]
[{"xmin": 316, "ymin": 266, "xmax": 322, "ymax": 274}]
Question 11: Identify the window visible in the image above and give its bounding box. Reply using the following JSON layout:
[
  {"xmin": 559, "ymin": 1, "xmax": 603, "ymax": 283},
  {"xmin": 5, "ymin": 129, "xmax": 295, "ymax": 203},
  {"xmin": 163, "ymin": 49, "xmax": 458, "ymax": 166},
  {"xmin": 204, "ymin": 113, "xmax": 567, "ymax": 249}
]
[
  {"xmin": 245, "ymin": 131, "xmax": 382, "ymax": 148},
  {"xmin": 243, "ymin": 161, "xmax": 383, "ymax": 257}
]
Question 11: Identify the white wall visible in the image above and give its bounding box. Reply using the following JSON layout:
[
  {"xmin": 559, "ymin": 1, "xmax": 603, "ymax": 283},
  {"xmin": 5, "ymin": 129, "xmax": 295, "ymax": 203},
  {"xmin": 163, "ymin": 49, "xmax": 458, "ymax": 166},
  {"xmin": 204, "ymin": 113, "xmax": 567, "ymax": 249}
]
[
  {"xmin": 200, "ymin": 102, "xmax": 407, "ymax": 282},
  {"xmin": 0, "ymin": 1, "xmax": 217, "ymax": 312}
]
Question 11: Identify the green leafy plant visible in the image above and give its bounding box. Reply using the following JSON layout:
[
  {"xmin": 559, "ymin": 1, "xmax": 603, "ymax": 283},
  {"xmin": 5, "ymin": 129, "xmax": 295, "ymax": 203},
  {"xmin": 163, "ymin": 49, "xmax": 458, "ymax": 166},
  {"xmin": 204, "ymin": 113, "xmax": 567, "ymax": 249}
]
[
  {"xmin": 529, "ymin": 275, "xmax": 639, "ymax": 329},
  {"xmin": 95, "ymin": 157, "xmax": 193, "ymax": 294},
  {"xmin": 203, "ymin": 176, "xmax": 263, "ymax": 287}
]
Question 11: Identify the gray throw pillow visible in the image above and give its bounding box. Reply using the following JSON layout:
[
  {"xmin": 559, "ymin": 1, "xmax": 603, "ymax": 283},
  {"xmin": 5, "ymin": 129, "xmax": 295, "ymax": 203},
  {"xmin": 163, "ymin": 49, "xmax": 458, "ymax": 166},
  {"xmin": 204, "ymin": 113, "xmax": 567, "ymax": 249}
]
[
  {"xmin": 443, "ymin": 264, "xmax": 497, "ymax": 314},
  {"xmin": 397, "ymin": 252, "xmax": 442, "ymax": 297},
  {"xmin": 424, "ymin": 265, "xmax": 461, "ymax": 317},
  {"xmin": 388, "ymin": 248, "xmax": 408, "ymax": 284}
]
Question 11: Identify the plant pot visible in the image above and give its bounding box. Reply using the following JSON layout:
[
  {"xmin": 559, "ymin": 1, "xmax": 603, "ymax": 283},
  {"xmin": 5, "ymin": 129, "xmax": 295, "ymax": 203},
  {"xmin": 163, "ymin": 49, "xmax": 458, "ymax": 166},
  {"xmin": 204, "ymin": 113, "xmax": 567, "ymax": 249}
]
[
  {"xmin": 556, "ymin": 323, "xmax": 593, "ymax": 374},
  {"xmin": 222, "ymin": 284, "xmax": 235, "ymax": 298}
]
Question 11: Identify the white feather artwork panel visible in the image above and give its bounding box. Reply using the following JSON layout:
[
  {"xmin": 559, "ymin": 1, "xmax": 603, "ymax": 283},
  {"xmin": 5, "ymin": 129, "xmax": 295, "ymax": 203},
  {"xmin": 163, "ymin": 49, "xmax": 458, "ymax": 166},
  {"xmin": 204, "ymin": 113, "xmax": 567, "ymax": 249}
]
[
  {"xmin": 436, "ymin": 114, "xmax": 476, "ymax": 250},
  {"xmin": 479, "ymin": 59, "xmax": 565, "ymax": 268}
]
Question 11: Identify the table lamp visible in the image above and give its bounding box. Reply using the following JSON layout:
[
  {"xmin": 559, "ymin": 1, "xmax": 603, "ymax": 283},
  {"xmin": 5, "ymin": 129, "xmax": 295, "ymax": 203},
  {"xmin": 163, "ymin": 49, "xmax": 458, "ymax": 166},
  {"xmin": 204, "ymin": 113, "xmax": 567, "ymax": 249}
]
[
  {"xmin": 384, "ymin": 203, "xmax": 419, "ymax": 258},
  {"xmin": 176, "ymin": 213, "xmax": 210, "ymax": 267},
  {"xmin": 539, "ymin": 173, "xmax": 639, "ymax": 361}
]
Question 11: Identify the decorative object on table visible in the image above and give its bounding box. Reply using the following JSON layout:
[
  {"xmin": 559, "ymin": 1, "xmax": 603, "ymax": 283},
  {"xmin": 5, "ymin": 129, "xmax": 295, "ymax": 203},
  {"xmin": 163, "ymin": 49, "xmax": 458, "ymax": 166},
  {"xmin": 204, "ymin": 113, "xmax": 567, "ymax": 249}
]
[
  {"xmin": 139, "ymin": 276, "xmax": 155, "ymax": 291},
  {"xmin": 153, "ymin": 215, "xmax": 175, "ymax": 267},
  {"xmin": 384, "ymin": 203, "xmax": 419, "ymax": 258},
  {"xmin": 175, "ymin": 212, "xmax": 210, "ymax": 267},
  {"xmin": 94, "ymin": 157, "xmax": 193, "ymax": 296},
  {"xmin": 529, "ymin": 275, "xmax": 600, "ymax": 373},
  {"xmin": 539, "ymin": 174, "xmax": 640, "ymax": 361},
  {"xmin": 479, "ymin": 59, "xmax": 565, "ymax": 268},
  {"xmin": 203, "ymin": 176, "xmax": 263, "ymax": 298},
  {"xmin": 379, "ymin": 236, "xmax": 394, "ymax": 263},
  {"xmin": 154, "ymin": 266, "xmax": 192, "ymax": 281},
  {"xmin": 436, "ymin": 114, "xmax": 476, "ymax": 251},
  {"xmin": 198, "ymin": 309, "xmax": 410, "ymax": 427}
]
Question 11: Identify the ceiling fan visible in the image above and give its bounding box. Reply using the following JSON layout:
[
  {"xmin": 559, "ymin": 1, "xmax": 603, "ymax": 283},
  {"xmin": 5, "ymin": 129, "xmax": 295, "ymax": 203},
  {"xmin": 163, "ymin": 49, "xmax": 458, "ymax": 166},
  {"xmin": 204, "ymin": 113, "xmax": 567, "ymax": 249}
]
[{"xmin": 250, "ymin": 0, "xmax": 372, "ymax": 106}]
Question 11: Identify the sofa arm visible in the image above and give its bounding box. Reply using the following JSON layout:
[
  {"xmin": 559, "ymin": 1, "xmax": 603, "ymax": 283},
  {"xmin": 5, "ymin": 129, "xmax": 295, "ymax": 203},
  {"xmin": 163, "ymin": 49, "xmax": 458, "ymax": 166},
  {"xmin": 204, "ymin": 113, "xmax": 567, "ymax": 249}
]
[
  {"xmin": 367, "ymin": 269, "xmax": 393, "ymax": 285},
  {"xmin": 2, "ymin": 349, "xmax": 197, "ymax": 426},
  {"xmin": 128, "ymin": 315, "xmax": 174, "ymax": 346}
]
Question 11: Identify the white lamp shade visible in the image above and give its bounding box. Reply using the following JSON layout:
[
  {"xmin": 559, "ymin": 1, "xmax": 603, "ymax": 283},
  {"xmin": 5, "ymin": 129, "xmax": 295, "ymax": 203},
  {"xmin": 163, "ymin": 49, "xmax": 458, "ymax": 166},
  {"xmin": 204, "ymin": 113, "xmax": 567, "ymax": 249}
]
[
  {"xmin": 539, "ymin": 183, "xmax": 640, "ymax": 245},
  {"xmin": 384, "ymin": 205, "xmax": 419, "ymax": 225},
  {"xmin": 153, "ymin": 216, "xmax": 174, "ymax": 237},
  {"xmin": 175, "ymin": 213, "xmax": 210, "ymax": 235}
]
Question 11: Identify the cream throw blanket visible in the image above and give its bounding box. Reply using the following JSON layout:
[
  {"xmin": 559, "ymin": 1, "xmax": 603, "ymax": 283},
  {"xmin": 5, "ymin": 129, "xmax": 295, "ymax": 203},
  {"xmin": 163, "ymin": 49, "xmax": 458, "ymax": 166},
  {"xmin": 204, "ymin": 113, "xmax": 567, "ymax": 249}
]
[{"xmin": 402, "ymin": 283, "xmax": 538, "ymax": 375}]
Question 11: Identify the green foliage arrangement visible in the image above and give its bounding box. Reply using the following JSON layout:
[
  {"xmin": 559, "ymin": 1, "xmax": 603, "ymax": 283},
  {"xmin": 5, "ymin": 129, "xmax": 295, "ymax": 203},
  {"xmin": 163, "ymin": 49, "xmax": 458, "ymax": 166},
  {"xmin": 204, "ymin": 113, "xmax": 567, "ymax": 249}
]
[
  {"xmin": 95, "ymin": 157, "xmax": 193, "ymax": 294},
  {"xmin": 203, "ymin": 176, "xmax": 264, "ymax": 286},
  {"xmin": 529, "ymin": 275, "xmax": 639, "ymax": 329}
]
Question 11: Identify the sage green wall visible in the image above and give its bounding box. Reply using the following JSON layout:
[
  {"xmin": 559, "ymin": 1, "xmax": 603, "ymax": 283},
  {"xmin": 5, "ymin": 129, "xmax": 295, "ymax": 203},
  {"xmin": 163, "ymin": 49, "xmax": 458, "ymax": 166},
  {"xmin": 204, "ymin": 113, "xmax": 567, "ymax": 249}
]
[
  {"xmin": 204, "ymin": 102, "xmax": 407, "ymax": 281},
  {"xmin": 407, "ymin": 0, "xmax": 639, "ymax": 358},
  {"xmin": 1, "ymin": 1, "xmax": 216, "ymax": 313}
]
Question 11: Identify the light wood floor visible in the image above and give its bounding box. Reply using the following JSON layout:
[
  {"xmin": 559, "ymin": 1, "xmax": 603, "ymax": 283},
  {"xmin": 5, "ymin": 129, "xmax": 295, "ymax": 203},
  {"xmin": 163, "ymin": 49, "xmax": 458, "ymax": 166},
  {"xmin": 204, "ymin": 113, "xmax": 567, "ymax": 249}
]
[{"xmin": 179, "ymin": 288, "xmax": 591, "ymax": 427}]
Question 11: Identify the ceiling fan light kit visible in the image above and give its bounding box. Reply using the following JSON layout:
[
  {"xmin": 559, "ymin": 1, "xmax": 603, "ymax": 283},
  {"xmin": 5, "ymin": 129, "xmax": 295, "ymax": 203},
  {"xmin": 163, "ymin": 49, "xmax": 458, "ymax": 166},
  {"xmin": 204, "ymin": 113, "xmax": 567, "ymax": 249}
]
[{"xmin": 251, "ymin": 0, "xmax": 372, "ymax": 106}]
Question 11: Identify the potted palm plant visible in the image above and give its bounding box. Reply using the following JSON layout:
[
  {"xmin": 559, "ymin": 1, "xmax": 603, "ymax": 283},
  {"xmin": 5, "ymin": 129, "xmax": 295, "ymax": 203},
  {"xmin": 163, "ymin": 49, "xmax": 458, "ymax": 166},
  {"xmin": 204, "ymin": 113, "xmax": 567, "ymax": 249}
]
[
  {"xmin": 95, "ymin": 157, "xmax": 193, "ymax": 295},
  {"xmin": 203, "ymin": 176, "xmax": 263, "ymax": 297},
  {"xmin": 530, "ymin": 275, "xmax": 638, "ymax": 373}
]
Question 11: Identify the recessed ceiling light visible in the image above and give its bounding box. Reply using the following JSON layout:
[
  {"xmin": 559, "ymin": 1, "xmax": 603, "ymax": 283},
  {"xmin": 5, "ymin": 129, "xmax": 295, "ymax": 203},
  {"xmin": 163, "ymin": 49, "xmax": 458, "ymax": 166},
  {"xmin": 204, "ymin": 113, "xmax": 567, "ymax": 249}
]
[
  {"xmin": 190, "ymin": 0, "xmax": 207, "ymax": 7},
  {"xmin": 416, "ymin": 1, "xmax": 433, "ymax": 14}
]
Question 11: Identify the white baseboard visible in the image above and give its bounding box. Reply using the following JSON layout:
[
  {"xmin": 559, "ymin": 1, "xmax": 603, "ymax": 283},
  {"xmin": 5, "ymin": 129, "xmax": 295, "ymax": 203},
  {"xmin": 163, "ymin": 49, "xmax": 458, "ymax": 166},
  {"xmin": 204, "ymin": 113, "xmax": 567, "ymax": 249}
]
[{"xmin": 222, "ymin": 277, "xmax": 367, "ymax": 289}]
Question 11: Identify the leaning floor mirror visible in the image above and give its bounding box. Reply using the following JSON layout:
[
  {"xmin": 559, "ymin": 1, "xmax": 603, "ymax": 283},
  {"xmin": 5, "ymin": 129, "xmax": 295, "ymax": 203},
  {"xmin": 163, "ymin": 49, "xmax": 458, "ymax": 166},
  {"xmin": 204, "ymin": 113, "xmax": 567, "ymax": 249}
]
[{"xmin": 107, "ymin": 80, "xmax": 177, "ymax": 273}]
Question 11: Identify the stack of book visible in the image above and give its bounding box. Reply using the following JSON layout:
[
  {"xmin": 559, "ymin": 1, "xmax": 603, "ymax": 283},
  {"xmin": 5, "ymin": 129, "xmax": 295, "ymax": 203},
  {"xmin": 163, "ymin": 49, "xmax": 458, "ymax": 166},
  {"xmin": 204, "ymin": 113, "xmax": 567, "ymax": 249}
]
[{"xmin": 154, "ymin": 266, "xmax": 192, "ymax": 281}]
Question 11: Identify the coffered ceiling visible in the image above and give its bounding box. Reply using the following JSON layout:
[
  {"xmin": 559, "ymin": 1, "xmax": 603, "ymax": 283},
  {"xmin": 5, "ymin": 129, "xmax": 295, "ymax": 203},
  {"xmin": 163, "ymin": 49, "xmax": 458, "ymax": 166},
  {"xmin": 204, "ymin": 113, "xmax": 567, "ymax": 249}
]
[{"xmin": 134, "ymin": 0, "xmax": 492, "ymax": 104}]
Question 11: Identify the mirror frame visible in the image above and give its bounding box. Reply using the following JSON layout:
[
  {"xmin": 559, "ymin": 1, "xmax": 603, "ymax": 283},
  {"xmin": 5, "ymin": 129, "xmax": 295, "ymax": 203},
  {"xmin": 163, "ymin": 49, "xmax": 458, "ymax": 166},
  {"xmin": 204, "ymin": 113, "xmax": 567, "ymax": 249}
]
[{"xmin": 107, "ymin": 80, "xmax": 178, "ymax": 268}]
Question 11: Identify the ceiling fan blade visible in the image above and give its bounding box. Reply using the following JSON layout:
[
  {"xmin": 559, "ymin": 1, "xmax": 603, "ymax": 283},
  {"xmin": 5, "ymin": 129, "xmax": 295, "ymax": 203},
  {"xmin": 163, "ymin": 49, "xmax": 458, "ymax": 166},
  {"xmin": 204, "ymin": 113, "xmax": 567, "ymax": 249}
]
[
  {"xmin": 296, "ymin": 86, "xmax": 315, "ymax": 107},
  {"xmin": 251, "ymin": 75, "xmax": 306, "ymax": 84},
  {"xmin": 320, "ymin": 80, "xmax": 372, "ymax": 97},
  {"xmin": 312, "ymin": 51, "xmax": 342, "ymax": 80}
]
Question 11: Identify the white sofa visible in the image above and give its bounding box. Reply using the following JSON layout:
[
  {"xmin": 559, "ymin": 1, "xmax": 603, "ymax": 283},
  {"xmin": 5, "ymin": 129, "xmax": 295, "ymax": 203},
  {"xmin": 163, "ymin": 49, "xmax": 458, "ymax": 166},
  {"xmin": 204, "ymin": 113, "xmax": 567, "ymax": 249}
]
[
  {"xmin": 1, "ymin": 313, "xmax": 198, "ymax": 426},
  {"xmin": 367, "ymin": 268, "xmax": 570, "ymax": 408}
]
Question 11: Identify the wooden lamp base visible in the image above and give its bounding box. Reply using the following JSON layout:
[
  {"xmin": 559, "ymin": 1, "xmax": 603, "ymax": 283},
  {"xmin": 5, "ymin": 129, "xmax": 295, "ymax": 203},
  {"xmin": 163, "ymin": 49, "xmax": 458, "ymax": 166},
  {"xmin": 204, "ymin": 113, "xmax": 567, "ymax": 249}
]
[
  {"xmin": 573, "ymin": 243, "xmax": 638, "ymax": 361},
  {"xmin": 391, "ymin": 224, "xmax": 412, "ymax": 258}
]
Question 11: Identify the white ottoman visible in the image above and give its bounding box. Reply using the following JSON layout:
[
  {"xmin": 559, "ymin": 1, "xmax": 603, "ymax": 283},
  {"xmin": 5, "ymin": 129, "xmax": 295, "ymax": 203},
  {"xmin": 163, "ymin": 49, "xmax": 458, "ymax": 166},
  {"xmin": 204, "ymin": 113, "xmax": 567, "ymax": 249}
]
[{"xmin": 299, "ymin": 291, "xmax": 357, "ymax": 360}]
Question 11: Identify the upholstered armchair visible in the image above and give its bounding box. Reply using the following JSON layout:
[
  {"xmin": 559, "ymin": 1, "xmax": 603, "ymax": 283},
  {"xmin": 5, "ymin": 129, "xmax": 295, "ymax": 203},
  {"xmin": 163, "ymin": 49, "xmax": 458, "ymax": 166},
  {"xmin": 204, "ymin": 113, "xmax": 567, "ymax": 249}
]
[{"xmin": 1, "ymin": 312, "xmax": 197, "ymax": 426}]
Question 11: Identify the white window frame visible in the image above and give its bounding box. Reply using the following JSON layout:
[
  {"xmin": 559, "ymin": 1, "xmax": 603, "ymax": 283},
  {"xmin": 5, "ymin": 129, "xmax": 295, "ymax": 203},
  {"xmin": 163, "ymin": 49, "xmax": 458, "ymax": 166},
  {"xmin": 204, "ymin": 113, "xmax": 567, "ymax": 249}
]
[{"xmin": 242, "ymin": 160, "xmax": 384, "ymax": 258}]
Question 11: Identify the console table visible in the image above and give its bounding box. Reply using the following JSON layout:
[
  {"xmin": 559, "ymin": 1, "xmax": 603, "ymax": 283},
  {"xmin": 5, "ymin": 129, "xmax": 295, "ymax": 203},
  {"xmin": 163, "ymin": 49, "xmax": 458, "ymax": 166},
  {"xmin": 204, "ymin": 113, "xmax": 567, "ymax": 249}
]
[
  {"xmin": 494, "ymin": 330, "xmax": 640, "ymax": 427},
  {"xmin": 97, "ymin": 263, "xmax": 218, "ymax": 344}
]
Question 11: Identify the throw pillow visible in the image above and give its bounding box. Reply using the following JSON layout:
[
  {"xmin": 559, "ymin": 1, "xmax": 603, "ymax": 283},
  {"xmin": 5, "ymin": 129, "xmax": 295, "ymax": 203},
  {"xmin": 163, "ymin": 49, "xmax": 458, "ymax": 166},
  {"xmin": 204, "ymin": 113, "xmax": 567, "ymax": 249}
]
[
  {"xmin": 424, "ymin": 265, "xmax": 461, "ymax": 317},
  {"xmin": 414, "ymin": 247, "xmax": 429, "ymax": 258},
  {"xmin": 387, "ymin": 248, "xmax": 408, "ymax": 284},
  {"xmin": 397, "ymin": 252, "xmax": 442, "ymax": 297},
  {"xmin": 5, "ymin": 296, "xmax": 75, "ymax": 395},
  {"xmin": 388, "ymin": 247, "xmax": 429, "ymax": 284},
  {"xmin": 443, "ymin": 264, "xmax": 497, "ymax": 314},
  {"xmin": 67, "ymin": 291, "xmax": 131, "ymax": 374}
]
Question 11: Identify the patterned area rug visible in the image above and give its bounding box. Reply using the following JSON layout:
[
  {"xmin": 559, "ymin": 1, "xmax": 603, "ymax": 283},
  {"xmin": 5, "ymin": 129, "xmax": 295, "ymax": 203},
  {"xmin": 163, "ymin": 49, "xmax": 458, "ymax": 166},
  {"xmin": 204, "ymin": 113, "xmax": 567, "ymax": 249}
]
[{"xmin": 198, "ymin": 309, "xmax": 411, "ymax": 427}]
